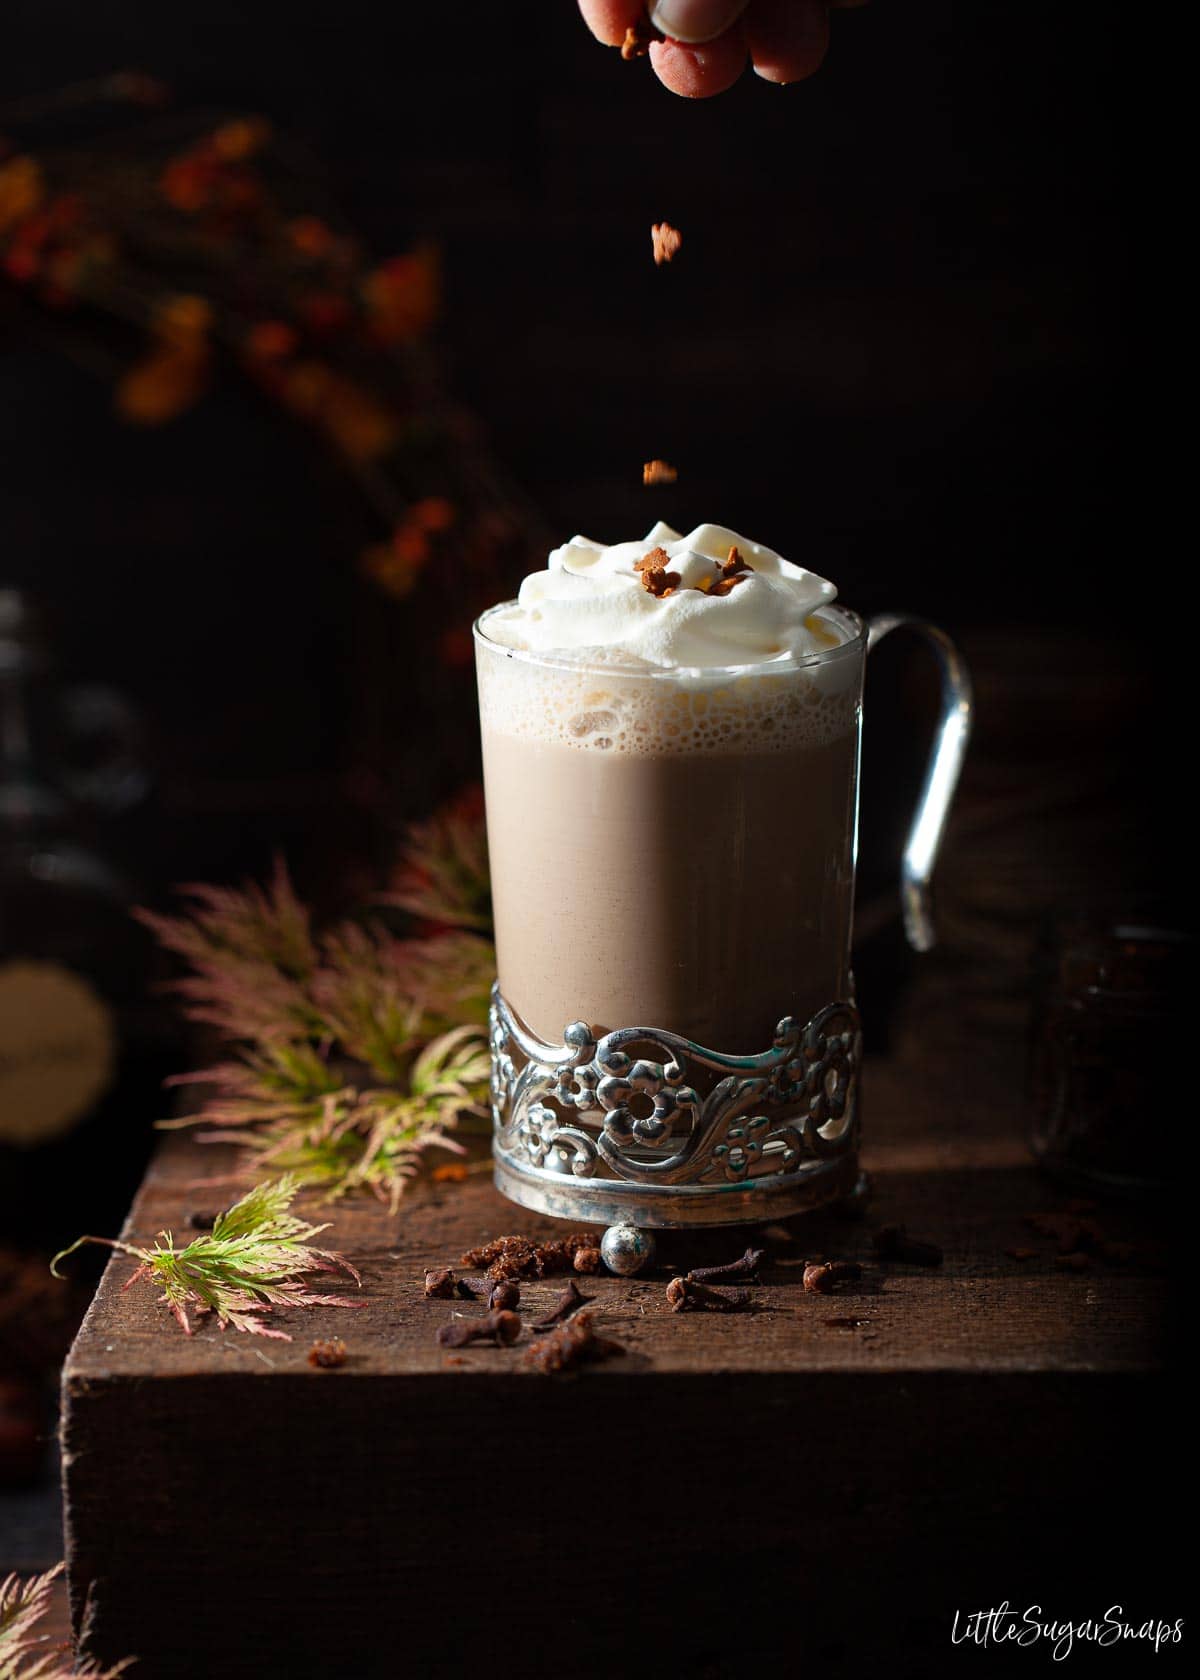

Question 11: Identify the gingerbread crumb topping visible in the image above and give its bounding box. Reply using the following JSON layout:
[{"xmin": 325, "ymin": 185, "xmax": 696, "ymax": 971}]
[
  {"xmin": 707, "ymin": 546, "xmax": 754, "ymax": 596},
  {"xmin": 642, "ymin": 459, "xmax": 678, "ymax": 486},
  {"xmin": 636, "ymin": 547, "xmax": 681, "ymax": 598},
  {"xmin": 651, "ymin": 222, "xmax": 683, "ymax": 265}
]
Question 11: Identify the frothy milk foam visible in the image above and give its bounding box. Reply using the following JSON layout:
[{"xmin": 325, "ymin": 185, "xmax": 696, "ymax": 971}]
[{"xmin": 477, "ymin": 522, "xmax": 863, "ymax": 1049}]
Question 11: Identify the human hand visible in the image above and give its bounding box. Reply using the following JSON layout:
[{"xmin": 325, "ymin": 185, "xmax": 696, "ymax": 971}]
[{"xmin": 578, "ymin": 2, "xmax": 860, "ymax": 99}]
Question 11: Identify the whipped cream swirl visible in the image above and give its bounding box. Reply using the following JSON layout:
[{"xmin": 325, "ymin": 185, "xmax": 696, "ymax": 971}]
[{"xmin": 484, "ymin": 522, "xmax": 839, "ymax": 669}]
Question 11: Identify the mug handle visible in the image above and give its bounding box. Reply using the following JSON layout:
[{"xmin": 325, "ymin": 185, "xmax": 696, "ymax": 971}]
[{"xmin": 866, "ymin": 615, "xmax": 973, "ymax": 953}]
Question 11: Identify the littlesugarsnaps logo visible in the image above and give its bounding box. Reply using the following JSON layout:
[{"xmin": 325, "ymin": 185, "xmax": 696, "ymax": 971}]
[{"xmin": 951, "ymin": 1604, "xmax": 1183, "ymax": 1661}]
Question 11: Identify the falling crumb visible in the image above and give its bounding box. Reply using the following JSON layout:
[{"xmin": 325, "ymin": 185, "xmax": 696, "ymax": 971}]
[
  {"xmin": 642, "ymin": 460, "xmax": 678, "ymax": 487},
  {"xmin": 621, "ymin": 19, "xmax": 662, "ymax": 59},
  {"xmin": 308, "ymin": 1338, "xmax": 347, "ymax": 1369},
  {"xmin": 651, "ymin": 221, "xmax": 682, "ymax": 265}
]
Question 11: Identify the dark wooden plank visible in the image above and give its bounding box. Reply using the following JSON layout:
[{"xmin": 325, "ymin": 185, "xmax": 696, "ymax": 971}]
[{"xmin": 59, "ymin": 701, "xmax": 1175, "ymax": 1676}]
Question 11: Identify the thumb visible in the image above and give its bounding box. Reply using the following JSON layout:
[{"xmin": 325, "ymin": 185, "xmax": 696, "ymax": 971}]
[{"xmin": 649, "ymin": 0, "xmax": 751, "ymax": 44}]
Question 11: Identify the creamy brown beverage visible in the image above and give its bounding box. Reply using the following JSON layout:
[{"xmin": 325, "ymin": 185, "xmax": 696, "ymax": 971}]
[{"xmin": 476, "ymin": 522, "xmax": 863, "ymax": 1052}]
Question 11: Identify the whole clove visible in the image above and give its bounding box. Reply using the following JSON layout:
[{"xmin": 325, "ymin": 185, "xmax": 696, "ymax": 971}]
[
  {"xmin": 424, "ymin": 1267, "xmax": 457, "ymax": 1299},
  {"xmin": 436, "ymin": 1309, "xmax": 522, "ymax": 1349},
  {"xmin": 454, "ymin": 1278, "xmax": 478, "ymax": 1300},
  {"xmin": 523, "ymin": 1310, "xmax": 625, "ymax": 1375},
  {"xmin": 531, "ymin": 1278, "xmax": 592, "ymax": 1331},
  {"xmin": 665, "ymin": 1276, "xmax": 751, "ymax": 1313},
  {"xmin": 872, "ymin": 1225, "xmax": 943, "ymax": 1266},
  {"xmin": 802, "ymin": 1260, "xmax": 863, "ymax": 1295},
  {"xmin": 487, "ymin": 1279, "xmax": 521, "ymax": 1313},
  {"xmin": 687, "ymin": 1245, "xmax": 765, "ymax": 1285}
]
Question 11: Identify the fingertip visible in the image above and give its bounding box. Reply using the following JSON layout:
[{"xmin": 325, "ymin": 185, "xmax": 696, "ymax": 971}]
[
  {"xmin": 578, "ymin": 0, "xmax": 646, "ymax": 47},
  {"xmin": 747, "ymin": 0, "xmax": 829, "ymax": 84},
  {"xmin": 649, "ymin": 26, "xmax": 748, "ymax": 98}
]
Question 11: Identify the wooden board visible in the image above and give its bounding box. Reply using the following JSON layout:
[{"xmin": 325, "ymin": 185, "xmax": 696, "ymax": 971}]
[
  {"xmin": 61, "ymin": 1038, "xmax": 1175, "ymax": 1678},
  {"xmin": 60, "ymin": 692, "xmax": 1181, "ymax": 1677}
]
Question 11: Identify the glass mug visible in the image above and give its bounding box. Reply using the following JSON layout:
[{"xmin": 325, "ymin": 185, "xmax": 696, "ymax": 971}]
[{"xmin": 474, "ymin": 602, "xmax": 971, "ymax": 1270}]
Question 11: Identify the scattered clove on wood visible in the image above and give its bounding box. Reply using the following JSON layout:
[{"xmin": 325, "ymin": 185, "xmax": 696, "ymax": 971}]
[
  {"xmin": 436, "ymin": 1310, "xmax": 522, "ymax": 1349},
  {"xmin": 424, "ymin": 1268, "xmax": 457, "ymax": 1299},
  {"xmin": 665, "ymin": 1276, "xmax": 751, "ymax": 1313},
  {"xmin": 871, "ymin": 1226, "xmax": 943, "ymax": 1266},
  {"xmin": 802, "ymin": 1260, "xmax": 863, "ymax": 1296},
  {"xmin": 523, "ymin": 1310, "xmax": 625, "ymax": 1375},
  {"xmin": 687, "ymin": 1245, "xmax": 765, "ymax": 1285},
  {"xmin": 308, "ymin": 1338, "xmax": 347, "ymax": 1369},
  {"xmin": 487, "ymin": 1279, "xmax": 521, "ymax": 1313},
  {"xmin": 454, "ymin": 1278, "xmax": 478, "ymax": 1300},
  {"xmin": 531, "ymin": 1278, "xmax": 592, "ymax": 1331}
]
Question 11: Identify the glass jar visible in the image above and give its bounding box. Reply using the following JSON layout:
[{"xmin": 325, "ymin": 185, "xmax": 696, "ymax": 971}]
[{"xmin": 1029, "ymin": 909, "xmax": 1189, "ymax": 1193}]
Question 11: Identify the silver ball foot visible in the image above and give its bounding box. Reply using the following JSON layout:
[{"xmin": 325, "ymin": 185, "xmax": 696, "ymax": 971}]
[{"xmin": 600, "ymin": 1223, "xmax": 656, "ymax": 1276}]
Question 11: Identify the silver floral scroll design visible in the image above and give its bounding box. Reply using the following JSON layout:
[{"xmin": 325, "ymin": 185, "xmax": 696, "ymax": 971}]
[{"xmin": 489, "ymin": 984, "xmax": 861, "ymax": 1190}]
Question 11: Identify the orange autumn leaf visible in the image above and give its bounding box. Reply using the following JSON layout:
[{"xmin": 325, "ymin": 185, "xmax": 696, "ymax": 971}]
[
  {"xmin": 0, "ymin": 156, "xmax": 43, "ymax": 234},
  {"xmin": 359, "ymin": 540, "xmax": 427, "ymax": 601},
  {"xmin": 243, "ymin": 319, "xmax": 297, "ymax": 361},
  {"xmin": 363, "ymin": 243, "xmax": 439, "ymax": 344},
  {"xmin": 154, "ymin": 293, "xmax": 213, "ymax": 344},
  {"xmin": 280, "ymin": 361, "xmax": 396, "ymax": 461},
  {"xmin": 211, "ymin": 118, "xmax": 271, "ymax": 162},
  {"xmin": 114, "ymin": 343, "xmax": 210, "ymax": 426},
  {"xmin": 160, "ymin": 155, "xmax": 217, "ymax": 212},
  {"xmin": 411, "ymin": 496, "xmax": 455, "ymax": 533}
]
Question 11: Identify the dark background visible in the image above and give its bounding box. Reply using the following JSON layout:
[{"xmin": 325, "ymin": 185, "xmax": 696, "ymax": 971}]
[
  {"xmin": 2, "ymin": 0, "xmax": 1139, "ymax": 897},
  {"xmin": 2, "ymin": 8, "xmax": 1181, "ymax": 1669}
]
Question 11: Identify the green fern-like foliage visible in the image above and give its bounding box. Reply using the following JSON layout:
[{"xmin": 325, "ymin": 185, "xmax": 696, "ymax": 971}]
[
  {"xmin": 52, "ymin": 1176, "xmax": 362, "ymax": 1339},
  {"xmin": 138, "ymin": 792, "xmax": 495, "ymax": 1210},
  {"xmin": 1, "ymin": 1562, "xmax": 132, "ymax": 1679}
]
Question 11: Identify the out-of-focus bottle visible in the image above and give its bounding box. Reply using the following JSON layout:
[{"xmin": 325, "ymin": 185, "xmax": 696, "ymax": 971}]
[{"xmin": 0, "ymin": 590, "xmax": 158, "ymax": 1252}]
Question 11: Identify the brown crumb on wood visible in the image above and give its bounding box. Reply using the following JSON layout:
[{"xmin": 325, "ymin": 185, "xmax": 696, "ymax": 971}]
[
  {"xmin": 432, "ymin": 1162, "xmax": 469, "ymax": 1183},
  {"xmin": 423, "ymin": 1267, "xmax": 457, "ymax": 1299},
  {"xmin": 651, "ymin": 221, "xmax": 682, "ymax": 265},
  {"xmin": 802, "ymin": 1260, "xmax": 863, "ymax": 1295},
  {"xmin": 1005, "ymin": 1247, "xmax": 1037, "ymax": 1262},
  {"xmin": 573, "ymin": 1246, "xmax": 602, "ymax": 1274},
  {"xmin": 461, "ymin": 1232, "xmax": 598, "ymax": 1283},
  {"xmin": 308, "ymin": 1338, "xmax": 347, "ymax": 1369},
  {"xmin": 642, "ymin": 460, "xmax": 678, "ymax": 486}
]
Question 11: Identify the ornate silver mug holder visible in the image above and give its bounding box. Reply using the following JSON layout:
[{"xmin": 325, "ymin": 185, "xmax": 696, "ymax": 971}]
[{"xmin": 487, "ymin": 616, "xmax": 972, "ymax": 1273}]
